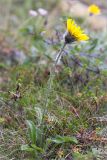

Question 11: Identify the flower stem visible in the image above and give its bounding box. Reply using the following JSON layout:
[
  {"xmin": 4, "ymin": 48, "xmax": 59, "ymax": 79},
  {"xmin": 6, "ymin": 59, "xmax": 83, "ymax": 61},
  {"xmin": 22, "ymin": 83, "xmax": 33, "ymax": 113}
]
[
  {"xmin": 42, "ymin": 42, "xmax": 66, "ymax": 121},
  {"xmin": 46, "ymin": 42, "xmax": 66, "ymax": 104},
  {"xmin": 40, "ymin": 42, "xmax": 66, "ymax": 144},
  {"xmin": 54, "ymin": 42, "xmax": 66, "ymax": 66}
]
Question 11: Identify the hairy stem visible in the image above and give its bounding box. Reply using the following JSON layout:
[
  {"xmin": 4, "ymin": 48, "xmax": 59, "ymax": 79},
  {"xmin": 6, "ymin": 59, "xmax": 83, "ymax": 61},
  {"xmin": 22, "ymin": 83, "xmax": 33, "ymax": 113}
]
[{"xmin": 42, "ymin": 42, "xmax": 66, "ymax": 125}]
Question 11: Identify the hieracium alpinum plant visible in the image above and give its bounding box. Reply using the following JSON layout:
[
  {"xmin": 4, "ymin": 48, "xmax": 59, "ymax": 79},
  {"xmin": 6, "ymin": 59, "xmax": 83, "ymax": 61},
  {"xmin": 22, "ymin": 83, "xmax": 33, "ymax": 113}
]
[{"xmin": 43, "ymin": 18, "xmax": 89, "ymax": 122}]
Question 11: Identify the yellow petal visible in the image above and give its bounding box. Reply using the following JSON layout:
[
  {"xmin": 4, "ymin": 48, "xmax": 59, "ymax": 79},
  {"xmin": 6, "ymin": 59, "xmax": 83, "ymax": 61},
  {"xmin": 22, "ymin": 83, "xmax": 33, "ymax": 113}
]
[
  {"xmin": 66, "ymin": 18, "xmax": 89, "ymax": 42},
  {"xmin": 88, "ymin": 4, "xmax": 101, "ymax": 15}
]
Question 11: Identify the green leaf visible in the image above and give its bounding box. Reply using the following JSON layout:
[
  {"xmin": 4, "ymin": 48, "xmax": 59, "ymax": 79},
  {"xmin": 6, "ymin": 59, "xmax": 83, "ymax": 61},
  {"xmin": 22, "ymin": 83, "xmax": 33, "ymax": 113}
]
[
  {"xmin": 31, "ymin": 144, "xmax": 43, "ymax": 153},
  {"xmin": 26, "ymin": 120, "xmax": 36, "ymax": 144},
  {"xmin": 35, "ymin": 127, "xmax": 42, "ymax": 146},
  {"xmin": 21, "ymin": 144, "xmax": 34, "ymax": 152},
  {"xmin": 73, "ymin": 152, "xmax": 94, "ymax": 160},
  {"xmin": 89, "ymin": 39, "xmax": 98, "ymax": 52},
  {"xmin": 47, "ymin": 135, "xmax": 78, "ymax": 144},
  {"xmin": 34, "ymin": 107, "xmax": 43, "ymax": 125},
  {"xmin": 0, "ymin": 63, "xmax": 7, "ymax": 69},
  {"xmin": 0, "ymin": 117, "xmax": 5, "ymax": 123},
  {"xmin": 62, "ymin": 136, "xmax": 78, "ymax": 144},
  {"xmin": 21, "ymin": 144, "xmax": 43, "ymax": 153}
]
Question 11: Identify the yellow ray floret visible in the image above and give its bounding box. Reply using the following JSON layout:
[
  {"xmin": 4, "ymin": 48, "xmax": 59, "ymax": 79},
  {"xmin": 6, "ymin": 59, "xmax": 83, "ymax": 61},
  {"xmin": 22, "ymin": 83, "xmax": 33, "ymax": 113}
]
[
  {"xmin": 88, "ymin": 4, "xmax": 100, "ymax": 15},
  {"xmin": 67, "ymin": 19, "xmax": 89, "ymax": 42}
]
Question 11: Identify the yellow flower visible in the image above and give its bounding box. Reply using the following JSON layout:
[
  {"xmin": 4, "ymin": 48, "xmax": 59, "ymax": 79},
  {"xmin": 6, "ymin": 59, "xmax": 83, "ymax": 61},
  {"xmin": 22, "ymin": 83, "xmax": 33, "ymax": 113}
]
[
  {"xmin": 88, "ymin": 4, "xmax": 101, "ymax": 15},
  {"xmin": 65, "ymin": 18, "xmax": 89, "ymax": 43}
]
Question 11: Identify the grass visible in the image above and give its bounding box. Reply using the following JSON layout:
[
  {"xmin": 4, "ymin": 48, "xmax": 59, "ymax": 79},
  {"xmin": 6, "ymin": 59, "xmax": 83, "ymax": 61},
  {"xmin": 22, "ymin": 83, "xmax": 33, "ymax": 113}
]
[{"xmin": 0, "ymin": 0, "xmax": 107, "ymax": 160}]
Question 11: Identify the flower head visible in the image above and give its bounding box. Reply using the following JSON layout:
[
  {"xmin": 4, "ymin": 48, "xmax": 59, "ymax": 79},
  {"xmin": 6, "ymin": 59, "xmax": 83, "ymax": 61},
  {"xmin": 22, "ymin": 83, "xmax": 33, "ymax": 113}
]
[
  {"xmin": 38, "ymin": 8, "xmax": 48, "ymax": 16},
  {"xmin": 88, "ymin": 4, "xmax": 101, "ymax": 15},
  {"xmin": 65, "ymin": 18, "xmax": 89, "ymax": 43},
  {"xmin": 29, "ymin": 10, "xmax": 38, "ymax": 17}
]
